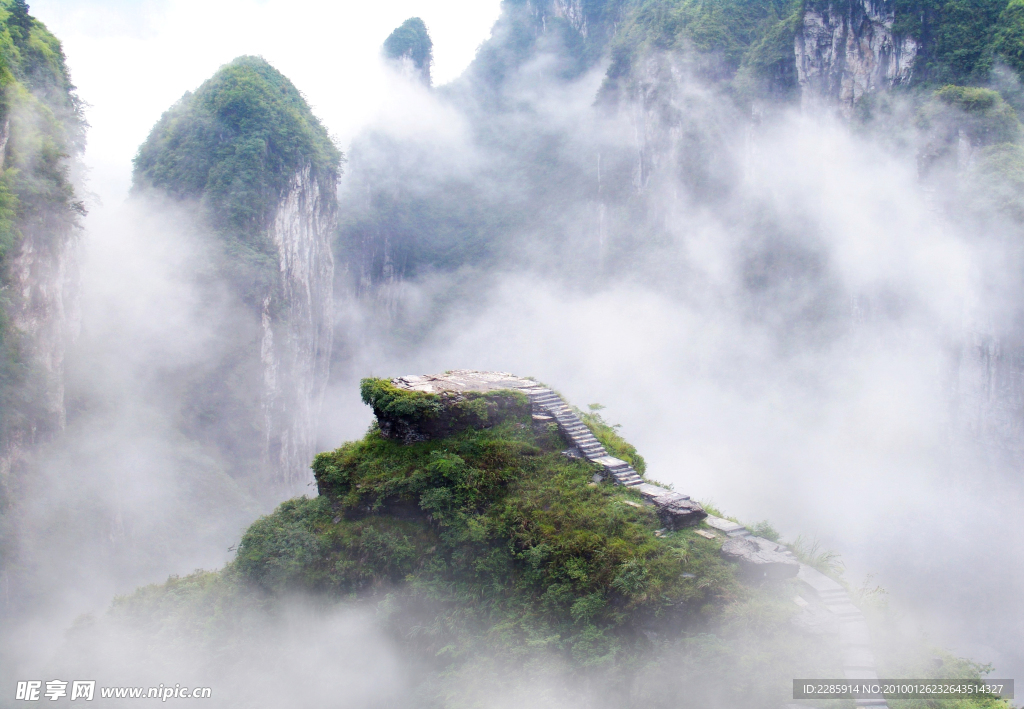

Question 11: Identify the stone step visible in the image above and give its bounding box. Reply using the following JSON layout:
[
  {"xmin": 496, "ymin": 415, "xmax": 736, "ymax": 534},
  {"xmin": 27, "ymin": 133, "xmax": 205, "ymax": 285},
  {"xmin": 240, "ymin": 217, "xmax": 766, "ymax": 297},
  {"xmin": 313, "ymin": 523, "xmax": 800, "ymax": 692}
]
[
  {"xmin": 705, "ymin": 516, "xmax": 746, "ymax": 535},
  {"xmin": 820, "ymin": 591, "xmax": 849, "ymax": 603},
  {"xmin": 826, "ymin": 603, "xmax": 863, "ymax": 619}
]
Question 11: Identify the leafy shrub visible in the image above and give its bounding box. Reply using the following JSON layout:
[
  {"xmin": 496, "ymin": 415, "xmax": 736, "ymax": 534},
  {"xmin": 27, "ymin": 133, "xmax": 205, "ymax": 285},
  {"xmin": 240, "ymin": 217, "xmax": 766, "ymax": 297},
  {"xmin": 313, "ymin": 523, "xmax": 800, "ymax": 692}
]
[{"xmin": 747, "ymin": 520, "xmax": 780, "ymax": 542}]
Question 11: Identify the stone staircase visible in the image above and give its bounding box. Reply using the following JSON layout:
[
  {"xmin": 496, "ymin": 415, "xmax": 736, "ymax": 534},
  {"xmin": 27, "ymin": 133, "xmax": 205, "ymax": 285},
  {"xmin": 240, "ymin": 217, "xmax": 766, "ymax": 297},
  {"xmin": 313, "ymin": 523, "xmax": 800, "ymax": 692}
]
[
  {"xmin": 521, "ymin": 386, "xmax": 644, "ymax": 486},
  {"xmin": 519, "ymin": 385, "xmax": 706, "ymax": 529}
]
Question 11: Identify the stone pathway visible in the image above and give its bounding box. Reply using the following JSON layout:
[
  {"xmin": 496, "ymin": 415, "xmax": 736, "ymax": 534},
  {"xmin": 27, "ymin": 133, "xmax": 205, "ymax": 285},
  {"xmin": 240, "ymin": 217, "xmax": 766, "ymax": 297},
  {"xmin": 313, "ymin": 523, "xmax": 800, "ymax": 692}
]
[
  {"xmin": 520, "ymin": 386, "xmax": 644, "ymax": 485},
  {"xmin": 390, "ymin": 371, "xmax": 888, "ymax": 707},
  {"xmin": 704, "ymin": 515, "xmax": 889, "ymax": 709}
]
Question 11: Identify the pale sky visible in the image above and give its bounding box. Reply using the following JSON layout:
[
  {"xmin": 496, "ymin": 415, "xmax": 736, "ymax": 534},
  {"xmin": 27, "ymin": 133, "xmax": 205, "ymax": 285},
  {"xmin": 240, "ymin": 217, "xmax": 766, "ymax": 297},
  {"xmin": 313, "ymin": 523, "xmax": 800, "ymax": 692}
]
[{"xmin": 31, "ymin": 0, "xmax": 503, "ymax": 202}]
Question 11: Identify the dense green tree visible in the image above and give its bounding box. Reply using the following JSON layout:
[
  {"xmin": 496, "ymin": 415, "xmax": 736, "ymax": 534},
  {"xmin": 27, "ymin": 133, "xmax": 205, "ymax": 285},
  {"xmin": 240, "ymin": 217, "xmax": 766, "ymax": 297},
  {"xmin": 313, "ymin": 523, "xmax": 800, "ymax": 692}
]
[{"xmin": 994, "ymin": 0, "xmax": 1024, "ymax": 76}]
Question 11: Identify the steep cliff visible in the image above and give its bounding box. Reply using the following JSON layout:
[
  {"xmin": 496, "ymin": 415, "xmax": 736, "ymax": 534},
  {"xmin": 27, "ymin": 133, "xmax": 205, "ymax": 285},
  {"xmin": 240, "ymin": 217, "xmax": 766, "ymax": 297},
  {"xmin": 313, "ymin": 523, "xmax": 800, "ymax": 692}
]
[
  {"xmin": 796, "ymin": 0, "xmax": 918, "ymax": 113},
  {"xmin": 134, "ymin": 56, "xmax": 341, "ymax": 495},
  {"xmin": 0, "ymin": 0, "xmax": 84, "ymax": 568}
]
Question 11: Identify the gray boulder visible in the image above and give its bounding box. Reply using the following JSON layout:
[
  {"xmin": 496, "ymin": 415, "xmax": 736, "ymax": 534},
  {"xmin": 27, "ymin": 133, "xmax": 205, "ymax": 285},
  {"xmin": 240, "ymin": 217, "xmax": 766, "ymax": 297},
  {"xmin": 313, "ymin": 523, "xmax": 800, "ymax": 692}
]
[
  {"xmin": 721, "ymin": 536, "xmax": 800, "ymax": 580},
  {"xmin": 635, "ymin": 484, "xmax": 708, "ymax": 529}
]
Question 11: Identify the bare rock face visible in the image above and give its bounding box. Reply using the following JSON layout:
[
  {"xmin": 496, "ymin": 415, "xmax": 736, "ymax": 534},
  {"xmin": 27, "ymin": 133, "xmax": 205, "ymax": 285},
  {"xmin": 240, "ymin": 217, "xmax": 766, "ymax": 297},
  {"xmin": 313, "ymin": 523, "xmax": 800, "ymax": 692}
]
[
  {"xmin": 260, "ymin": 166, "xmax": 336, "ymax": 494},
  {"xmin": 795, "ymin": 0, "xmax": 917, "ymax": 114},
  {"xmin": 721, "ymin": 536, "xmax": 800, "ymax": 580}
]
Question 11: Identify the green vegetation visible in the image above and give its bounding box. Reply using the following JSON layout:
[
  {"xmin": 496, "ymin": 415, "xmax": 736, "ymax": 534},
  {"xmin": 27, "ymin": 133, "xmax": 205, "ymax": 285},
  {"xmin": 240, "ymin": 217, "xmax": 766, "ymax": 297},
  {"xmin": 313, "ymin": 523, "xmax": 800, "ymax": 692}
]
[
  {"xmin": 747, "ymin": 520, "xmax": 781, "ymax": 542},
  {"xmin": 887, "ymin": 0, "xmax": 1006, "ymax": 84},
  {"xmin": 383, "ymin": 17, "xmax": 433, "ymax": 84},
  {"xmin": 79, "ymin": 397, "xmax": 1006, "ymax": 706},
  {"xmin": 358, "ymin": 378, "xmax": 531, "ymax": 441},
  {"xmin": 133, "ymin": 56, "xmax": 342, "ymax": 305},
  {"xmin": 604, "ymin": 0, "xmax": 800, "ymax": 97},
  {"xmin": 359, "ymin": 377, "xmax": 445, "ymax": 420},
  {"xmin": 966, "ymin": 141, "xmax": 1024, "ymax": 217},
  {"xmin": 790, "ymin": 535, "xmax": 845, "ymax": 577},
  {"xmin": 579, "ymin": 406, "xmax": 647, "ymax": 474},
  {"xmin": 994, "ymin": 0, "xmax": 1024, "ymax": 75}
]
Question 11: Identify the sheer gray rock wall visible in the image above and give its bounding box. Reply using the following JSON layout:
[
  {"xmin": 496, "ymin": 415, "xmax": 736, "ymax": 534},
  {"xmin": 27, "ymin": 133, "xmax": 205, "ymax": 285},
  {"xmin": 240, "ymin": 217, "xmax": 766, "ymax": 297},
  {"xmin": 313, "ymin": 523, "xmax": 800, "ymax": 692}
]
[
  {"xmin": 796, "ymin": 1, "xmax": 918, "ymax": 113},
  {"xmin": 261, "ymin": 165, "xmax": 336, "ymax": 494}
]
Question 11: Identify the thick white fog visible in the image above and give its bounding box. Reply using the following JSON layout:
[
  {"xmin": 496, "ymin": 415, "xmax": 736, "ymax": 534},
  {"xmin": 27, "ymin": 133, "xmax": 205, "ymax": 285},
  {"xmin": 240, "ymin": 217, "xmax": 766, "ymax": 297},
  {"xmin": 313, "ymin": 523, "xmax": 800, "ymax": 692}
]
[
  {"xmin": 322, "ymin": 66, "xmax": 1024, "ymax": 678},
  {"xmin": 5, "ymin": 0, "xmax": 1023, "ymax": 703}
]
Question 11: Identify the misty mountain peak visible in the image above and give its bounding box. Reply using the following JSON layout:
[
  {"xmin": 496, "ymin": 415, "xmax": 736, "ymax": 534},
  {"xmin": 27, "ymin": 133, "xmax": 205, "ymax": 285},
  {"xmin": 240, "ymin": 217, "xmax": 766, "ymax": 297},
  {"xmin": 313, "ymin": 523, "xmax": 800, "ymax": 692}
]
[{"xmin": 383, "ymin": 17, "xmax": 433, "ymax": 85}]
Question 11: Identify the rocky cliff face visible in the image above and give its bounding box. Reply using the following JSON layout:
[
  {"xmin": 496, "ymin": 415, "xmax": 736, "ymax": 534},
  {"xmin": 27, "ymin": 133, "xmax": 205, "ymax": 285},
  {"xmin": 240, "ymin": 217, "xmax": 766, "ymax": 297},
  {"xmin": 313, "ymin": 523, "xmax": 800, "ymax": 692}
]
[
  {"xmin": 261, "ymin": 165, "xmax": 336, "ymax": 493},
  {"xmin": 550, "ymin": 0, "xmax": 588, "ymax": 36},
  {"xmin": 796, "ymin": 1, "xmax": 918, "ymax": 113},
  {"xmin": 0, "ymin": 6, "xmax": 84, "ymax": 536},
  {"xmin": 0, "ymin": 196, "xmax": 79, "ymax": 470}
]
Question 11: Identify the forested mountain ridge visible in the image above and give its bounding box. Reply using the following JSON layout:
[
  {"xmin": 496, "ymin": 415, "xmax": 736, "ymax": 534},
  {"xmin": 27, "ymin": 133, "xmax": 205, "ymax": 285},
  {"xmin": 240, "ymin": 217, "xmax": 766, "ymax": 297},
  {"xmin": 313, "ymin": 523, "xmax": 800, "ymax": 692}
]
[{"xmin": 338, "ymin": 0, "xmax": 1024, "ymax": 313}]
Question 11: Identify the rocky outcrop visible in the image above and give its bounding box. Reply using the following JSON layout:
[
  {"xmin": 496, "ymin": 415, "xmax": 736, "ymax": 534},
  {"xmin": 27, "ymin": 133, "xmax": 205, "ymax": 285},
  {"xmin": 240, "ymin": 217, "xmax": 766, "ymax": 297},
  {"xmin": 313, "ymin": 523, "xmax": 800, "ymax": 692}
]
[
  {"xmin": 721, "ymin": 535, "xmax": 800, "ymax": 579},
  {"xmin": 387, "ymin": 370, "xmax": 708, "ymax": 527},
  {"xmin": 796, "ymin": 1, "xmax": 918, "ymax": 113},
  {"xmin": 261, "ymin": 166, "xmax": 336, "ymax": 493},
  {"xmin": 370, "ymin": 372, "xmax": 533, "ymax": 443}
]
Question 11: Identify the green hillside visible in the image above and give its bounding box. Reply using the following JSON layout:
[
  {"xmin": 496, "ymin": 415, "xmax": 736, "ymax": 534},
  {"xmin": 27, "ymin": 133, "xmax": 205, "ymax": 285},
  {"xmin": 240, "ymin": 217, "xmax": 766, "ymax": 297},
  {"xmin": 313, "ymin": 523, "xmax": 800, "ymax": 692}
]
[{"xmin": 56, "ymin": 380, "xmax": 1007, "ymax": 708}]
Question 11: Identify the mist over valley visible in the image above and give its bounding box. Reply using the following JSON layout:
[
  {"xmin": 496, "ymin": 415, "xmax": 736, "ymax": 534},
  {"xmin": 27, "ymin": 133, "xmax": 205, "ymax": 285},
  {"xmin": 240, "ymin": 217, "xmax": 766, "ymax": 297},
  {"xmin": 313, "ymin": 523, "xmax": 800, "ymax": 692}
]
[{"xmin": 1, "ymin": 1, "xmax": 1023, "ymax": 706}]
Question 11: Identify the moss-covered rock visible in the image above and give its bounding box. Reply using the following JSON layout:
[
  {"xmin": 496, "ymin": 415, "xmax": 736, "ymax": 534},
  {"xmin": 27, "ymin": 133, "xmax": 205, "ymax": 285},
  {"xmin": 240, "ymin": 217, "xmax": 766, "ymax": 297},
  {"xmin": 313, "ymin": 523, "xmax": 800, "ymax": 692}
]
[{"xmin": 359, "ymin": 377, "xmax": 532, "ymax": 444}]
